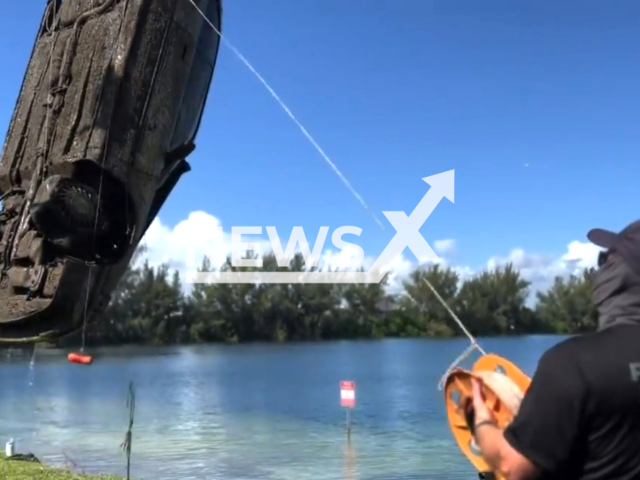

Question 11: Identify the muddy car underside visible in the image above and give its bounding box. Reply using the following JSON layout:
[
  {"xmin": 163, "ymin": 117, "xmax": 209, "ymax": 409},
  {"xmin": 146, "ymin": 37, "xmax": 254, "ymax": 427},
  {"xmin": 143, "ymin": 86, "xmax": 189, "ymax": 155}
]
[{"xmin": 0, "ymin": 0, "xmax": 221, "ymax": 343}]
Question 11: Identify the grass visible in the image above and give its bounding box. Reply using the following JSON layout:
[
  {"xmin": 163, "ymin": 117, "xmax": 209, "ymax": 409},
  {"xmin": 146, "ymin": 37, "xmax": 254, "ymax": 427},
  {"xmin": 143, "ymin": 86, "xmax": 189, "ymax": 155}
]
[{"xmin": 0, "ymin": 457, "xmax": 124, "ymax": 479}]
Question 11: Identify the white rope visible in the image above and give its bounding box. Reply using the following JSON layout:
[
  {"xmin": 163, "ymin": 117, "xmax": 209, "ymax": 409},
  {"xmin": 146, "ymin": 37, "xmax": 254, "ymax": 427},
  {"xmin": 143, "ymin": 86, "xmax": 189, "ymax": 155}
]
[
  {"xmin": 183, "ymin": 1, "xmax": 487, "ymax": 387},
  {"xmin": 437, "ymin": 342, "xmax": 477, "ymax": 390},
  {"xmin": 184, "ymin": 0, "xmax": 384, "ymax": 230},
  {"xmin": 422, "ymin": 277, "xmax": 481, "ymax": 347},
  {"xmin": 474, "ymin": 369, "xmax": 524, "ymax": 417},
  {"xmin": 420, "ymin": 277, "xmax": 486, "ymax": 389}
]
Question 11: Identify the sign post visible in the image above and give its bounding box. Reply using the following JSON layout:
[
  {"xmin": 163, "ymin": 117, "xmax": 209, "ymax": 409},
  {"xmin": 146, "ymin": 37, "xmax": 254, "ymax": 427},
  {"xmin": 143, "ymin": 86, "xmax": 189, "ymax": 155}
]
[{"xmin": 340, "ymin": 380, "xmax": 355, "ymax": 438}]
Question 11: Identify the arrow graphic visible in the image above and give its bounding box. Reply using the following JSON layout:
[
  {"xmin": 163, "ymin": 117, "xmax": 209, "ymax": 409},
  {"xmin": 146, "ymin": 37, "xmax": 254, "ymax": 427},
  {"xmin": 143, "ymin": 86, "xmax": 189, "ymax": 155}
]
[
  {"xmin": 186, "ymin": 170, "xmax": 455, "ymax": 284},
  {"xmin": 366, "ymin": 169, "xmax": 455, "ymax": 282}
]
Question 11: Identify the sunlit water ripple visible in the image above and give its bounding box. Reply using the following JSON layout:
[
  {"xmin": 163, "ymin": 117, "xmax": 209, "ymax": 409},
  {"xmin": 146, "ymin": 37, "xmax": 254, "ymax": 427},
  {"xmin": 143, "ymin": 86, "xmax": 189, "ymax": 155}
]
[{"xmin": 0, "ymin": 336, "xmax": 564, "ymax": 480}]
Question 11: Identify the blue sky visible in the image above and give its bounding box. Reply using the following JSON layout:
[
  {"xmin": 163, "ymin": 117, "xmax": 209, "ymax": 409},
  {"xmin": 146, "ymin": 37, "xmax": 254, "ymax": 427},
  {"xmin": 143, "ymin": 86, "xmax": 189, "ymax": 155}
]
[{"xmin": 2, "ymin": 1, "xmax": 639, "ymax": 286}]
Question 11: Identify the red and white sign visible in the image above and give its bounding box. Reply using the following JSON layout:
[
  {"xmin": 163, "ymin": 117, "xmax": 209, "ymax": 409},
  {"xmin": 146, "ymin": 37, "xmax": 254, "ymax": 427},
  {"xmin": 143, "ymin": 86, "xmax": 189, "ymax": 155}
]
[{"xmin": 340, "ymin": 380, "xmax": 356, "ymax": 408}]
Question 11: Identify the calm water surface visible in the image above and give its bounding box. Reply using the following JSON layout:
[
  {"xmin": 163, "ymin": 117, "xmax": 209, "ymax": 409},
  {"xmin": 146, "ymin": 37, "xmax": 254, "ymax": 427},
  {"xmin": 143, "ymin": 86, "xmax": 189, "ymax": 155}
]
[{"xmin": 0, "ymin": 336, "xmax": 564, "ymax": 480}]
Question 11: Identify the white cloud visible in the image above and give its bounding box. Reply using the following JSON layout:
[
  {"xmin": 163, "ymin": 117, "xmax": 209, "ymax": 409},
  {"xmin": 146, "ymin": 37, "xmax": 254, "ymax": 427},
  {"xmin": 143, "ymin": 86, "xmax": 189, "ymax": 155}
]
[
  {"xmin": 140, "ymin": 212, "xmax": 425, "ymax": 293},
  {"xmin": 140, "ymin": 211, "xmax": 602, "ymax": 298},
  {"xmin": 434, "ymin": 239, "xmax": 457, "ymax": 256},
  {"xmin": 485, "ymin": 241, "xmax": 602, "ymax": 297}
]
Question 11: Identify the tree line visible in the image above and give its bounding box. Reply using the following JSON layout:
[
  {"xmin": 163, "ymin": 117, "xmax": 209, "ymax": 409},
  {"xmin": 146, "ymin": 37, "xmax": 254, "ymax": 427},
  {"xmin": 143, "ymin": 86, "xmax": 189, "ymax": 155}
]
[{"xmin": 59, "ymin": 248, "xmax": 599, "ymax": 346}]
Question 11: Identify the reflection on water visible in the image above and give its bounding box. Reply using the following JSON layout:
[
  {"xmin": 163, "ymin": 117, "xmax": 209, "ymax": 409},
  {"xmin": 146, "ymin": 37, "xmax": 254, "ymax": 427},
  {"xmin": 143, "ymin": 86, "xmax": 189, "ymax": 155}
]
[
  {"xmin": 0, "ymin": 337, "xmax": 563, "ymax": 480},
  {"xmin": 344, "ymin": 437, "xmax": 356, "ymax": 480}
]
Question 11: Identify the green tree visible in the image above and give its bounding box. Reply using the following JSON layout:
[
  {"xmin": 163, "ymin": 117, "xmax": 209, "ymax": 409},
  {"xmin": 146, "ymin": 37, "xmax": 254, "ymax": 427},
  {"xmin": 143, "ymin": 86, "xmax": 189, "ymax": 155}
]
[
  {"xmin": 456, "ymin": 263, "xmax": 531, "ymax": 335},
  {"xmin": 395, "ymin": 265, "xmax": 460, "ymax": 337},
  {"xmin": 535, "ymin": 268, "xmax": 597, "ymax": 334},
  {"xmin": 55, "ymin": 250, "xmax": 603, "ymax": 347}
]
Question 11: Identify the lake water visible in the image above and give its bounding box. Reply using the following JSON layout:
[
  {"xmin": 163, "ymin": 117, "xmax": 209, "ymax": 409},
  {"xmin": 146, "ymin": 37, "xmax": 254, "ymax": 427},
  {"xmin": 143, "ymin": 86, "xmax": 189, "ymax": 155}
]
[{"xmin": 0, "ymin": 336, "xmax": 564, "ymax": 480}]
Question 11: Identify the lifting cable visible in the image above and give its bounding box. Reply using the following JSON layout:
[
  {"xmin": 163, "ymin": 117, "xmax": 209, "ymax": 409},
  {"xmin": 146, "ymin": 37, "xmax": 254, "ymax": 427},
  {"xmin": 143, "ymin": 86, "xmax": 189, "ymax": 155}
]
[
  {"xmin": 420, "ymin": 277, "xmax": 487, "ymax": 389},
  {"xmin": 182, "ymin": 1, "xmax": 487, "ymax": 386},
  {"xmin": 184, "ymin": 0, "xmax": 384, "ymax": 230}
]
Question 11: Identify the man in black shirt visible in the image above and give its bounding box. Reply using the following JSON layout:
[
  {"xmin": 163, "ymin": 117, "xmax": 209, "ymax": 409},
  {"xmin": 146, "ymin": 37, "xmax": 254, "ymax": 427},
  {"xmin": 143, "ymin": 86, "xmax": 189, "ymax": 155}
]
[{"xmin": 469, "ymin": 219, "xmax": 640, "ymax": 480}]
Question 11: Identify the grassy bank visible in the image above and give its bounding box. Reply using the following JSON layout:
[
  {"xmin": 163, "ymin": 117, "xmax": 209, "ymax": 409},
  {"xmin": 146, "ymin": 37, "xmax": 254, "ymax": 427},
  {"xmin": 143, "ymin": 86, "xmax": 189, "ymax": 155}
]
[{"xmin": 0, "ymin": 457, "xmax": 123, "ymax": 479}]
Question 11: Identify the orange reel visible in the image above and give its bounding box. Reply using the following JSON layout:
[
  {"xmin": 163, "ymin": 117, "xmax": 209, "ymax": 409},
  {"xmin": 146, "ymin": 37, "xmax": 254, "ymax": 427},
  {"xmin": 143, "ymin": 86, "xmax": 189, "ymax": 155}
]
[{"xmin": 444, "ymin": 354, "xmax": 531, "ymax": 478}]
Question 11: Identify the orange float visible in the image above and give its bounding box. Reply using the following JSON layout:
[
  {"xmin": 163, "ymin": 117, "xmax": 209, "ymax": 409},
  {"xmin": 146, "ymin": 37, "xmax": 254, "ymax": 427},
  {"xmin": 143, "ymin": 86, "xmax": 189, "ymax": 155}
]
[
  {"xmin": 68, "ymin": 352, "xmax": 93, "ymax": 365},
  {"xmin": 444, "ymin": 354, "xmax": 531, "ymax": 479}
]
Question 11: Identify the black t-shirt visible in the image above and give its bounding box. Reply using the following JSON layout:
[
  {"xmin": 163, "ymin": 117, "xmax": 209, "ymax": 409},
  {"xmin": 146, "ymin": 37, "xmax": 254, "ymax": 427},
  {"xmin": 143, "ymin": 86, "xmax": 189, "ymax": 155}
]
[{"xmin": 504, "ymin": 324, "xmax": 640, "ymax": 480}]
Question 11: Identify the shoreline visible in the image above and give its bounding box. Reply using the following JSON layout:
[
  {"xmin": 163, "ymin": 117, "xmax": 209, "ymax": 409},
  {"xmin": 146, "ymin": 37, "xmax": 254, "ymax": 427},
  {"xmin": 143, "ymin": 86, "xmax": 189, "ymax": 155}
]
[{"xmin": 0, "ymin": 457, "xmax": 123, "ymax": 479}]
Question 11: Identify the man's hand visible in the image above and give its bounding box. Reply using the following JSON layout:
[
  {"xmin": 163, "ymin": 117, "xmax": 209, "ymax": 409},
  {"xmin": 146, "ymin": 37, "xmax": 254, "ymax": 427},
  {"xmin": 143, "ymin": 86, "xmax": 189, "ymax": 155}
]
[
  {"xmin": 469, "ymin": 376, "xmax": 540, "ymax": 480},
  {"xmin": 471, "ymin": 377, "xmax": 495, "ymax": 425}
]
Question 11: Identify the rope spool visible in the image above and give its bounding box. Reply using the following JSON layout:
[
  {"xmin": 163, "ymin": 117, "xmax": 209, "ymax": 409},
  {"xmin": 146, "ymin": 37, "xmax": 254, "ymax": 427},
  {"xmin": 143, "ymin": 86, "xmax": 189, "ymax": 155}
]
[
  {"xmin": 444, "ymin": 354, "xmax": 531, "ymax": 478},
  {"xmin": 419, "ymin": 276, "xmax": 531, "ymax": 478}
]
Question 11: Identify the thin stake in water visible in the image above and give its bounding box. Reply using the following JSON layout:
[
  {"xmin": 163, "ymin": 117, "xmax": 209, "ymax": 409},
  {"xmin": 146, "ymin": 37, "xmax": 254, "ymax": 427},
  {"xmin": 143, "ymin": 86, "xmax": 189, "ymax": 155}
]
[{"xmin": 120, "ymin": 381, "xmax": 136, "ymax": 480}]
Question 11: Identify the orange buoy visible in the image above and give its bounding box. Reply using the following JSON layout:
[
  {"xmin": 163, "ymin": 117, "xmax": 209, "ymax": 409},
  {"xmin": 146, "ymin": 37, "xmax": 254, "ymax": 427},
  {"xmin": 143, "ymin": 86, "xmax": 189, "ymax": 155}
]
[
  {"xmin": 444, "ymin": 354, "xmax": 531, "ymax": 479},
  {"xmin": 68, "ymin": 352, "xmax": 93, "ymax": 365}
]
